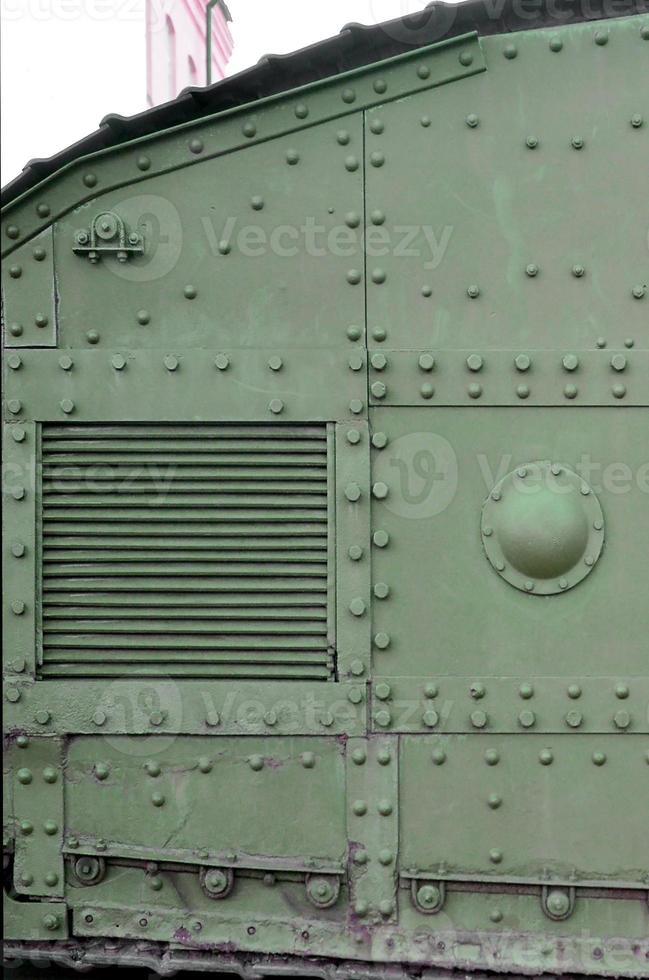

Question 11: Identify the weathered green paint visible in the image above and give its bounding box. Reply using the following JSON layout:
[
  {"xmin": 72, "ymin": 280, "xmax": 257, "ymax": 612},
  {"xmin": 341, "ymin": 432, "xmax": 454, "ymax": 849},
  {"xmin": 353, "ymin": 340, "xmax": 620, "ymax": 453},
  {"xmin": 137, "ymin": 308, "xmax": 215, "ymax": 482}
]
[{"xmin": 2, "ymin": 8, "xmax": 648, "ymax": 976}]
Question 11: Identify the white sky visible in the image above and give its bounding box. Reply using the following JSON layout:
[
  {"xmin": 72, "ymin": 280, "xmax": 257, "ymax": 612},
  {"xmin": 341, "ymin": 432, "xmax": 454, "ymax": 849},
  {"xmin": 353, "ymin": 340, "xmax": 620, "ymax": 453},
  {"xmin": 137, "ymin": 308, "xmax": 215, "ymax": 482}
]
[{"xmin": 1, "ymin": 0, "xmax": 436, "ymax": 186}]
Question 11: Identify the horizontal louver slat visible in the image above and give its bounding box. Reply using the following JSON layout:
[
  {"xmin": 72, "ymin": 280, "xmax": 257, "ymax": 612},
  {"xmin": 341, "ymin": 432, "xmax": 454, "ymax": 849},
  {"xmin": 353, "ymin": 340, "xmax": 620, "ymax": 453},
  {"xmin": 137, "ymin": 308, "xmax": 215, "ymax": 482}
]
[{"xmin": 40, "ymin": 423, "xmax": 332, "ymax": 680}]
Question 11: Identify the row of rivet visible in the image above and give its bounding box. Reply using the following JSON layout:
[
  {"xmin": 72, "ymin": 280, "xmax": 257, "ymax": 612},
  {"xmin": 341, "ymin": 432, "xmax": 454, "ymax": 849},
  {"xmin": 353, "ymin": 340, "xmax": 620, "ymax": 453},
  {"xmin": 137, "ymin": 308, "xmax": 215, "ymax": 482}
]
[
  {"xmin": 372, "ymin": 707, "xmax": 638, "ymax": 731},
  {"xmin": 426, "ymin": 747, "xmax": 649, "ymax": 767}
]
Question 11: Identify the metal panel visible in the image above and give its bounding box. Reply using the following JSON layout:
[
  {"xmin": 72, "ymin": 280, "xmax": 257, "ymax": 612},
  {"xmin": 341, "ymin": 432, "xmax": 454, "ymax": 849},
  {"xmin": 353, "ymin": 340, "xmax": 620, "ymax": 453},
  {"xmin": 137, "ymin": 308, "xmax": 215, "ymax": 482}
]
[
  {"xmin": 1, "ymin": 228, "xmax": 57, "ymax": 348},
  {"xmin": 12, "ymin": 737, "xmax": 65, "ymax": 899}
]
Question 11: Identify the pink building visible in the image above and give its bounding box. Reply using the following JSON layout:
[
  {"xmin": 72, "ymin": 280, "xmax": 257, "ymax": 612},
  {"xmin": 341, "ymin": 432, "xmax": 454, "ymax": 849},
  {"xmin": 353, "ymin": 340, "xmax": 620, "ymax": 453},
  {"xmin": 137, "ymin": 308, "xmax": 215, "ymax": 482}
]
[{"xmin": 147, "ymin": 0, "xmax": 234, "ymax": 106}]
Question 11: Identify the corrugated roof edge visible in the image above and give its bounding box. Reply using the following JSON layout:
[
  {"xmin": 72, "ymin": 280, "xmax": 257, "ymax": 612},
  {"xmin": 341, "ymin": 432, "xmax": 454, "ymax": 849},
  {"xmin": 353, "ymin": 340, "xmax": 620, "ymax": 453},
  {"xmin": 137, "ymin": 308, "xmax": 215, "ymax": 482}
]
[{"xmin": 2, "ymin": 0, "xmax": 647, "ymax": 205}]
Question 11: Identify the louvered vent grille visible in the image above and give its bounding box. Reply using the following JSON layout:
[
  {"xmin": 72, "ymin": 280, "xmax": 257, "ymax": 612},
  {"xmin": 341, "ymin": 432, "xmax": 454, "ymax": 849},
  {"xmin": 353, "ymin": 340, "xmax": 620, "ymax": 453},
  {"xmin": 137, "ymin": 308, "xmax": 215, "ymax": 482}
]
[{"xmin": 40, "ymin": 424, "xmax": 334, "ymax": 680}]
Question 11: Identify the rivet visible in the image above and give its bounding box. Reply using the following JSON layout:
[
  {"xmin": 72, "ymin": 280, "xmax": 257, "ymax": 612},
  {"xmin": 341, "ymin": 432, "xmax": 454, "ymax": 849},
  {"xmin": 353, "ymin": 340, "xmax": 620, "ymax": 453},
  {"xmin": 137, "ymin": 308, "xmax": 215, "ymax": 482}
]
[
  {"xmin": 374, "ymin": 632, "xmax": 391, "ymax": 650},
  {"xmin": 371, "ymin": 381, "xmax": 386, "ymax": 399},
  {"xmin": 248, "ymin": 755, "xmax": 264, "ymax": 771},
  {"xmin": 7, "ymin": 353, "xmax": 22, "ymax": 370},
  {"xmin": 566, "ymin": 709, "xmax": 583, "ymax": 728},
  {"xmin": 92, "ymin": 709, "xmax": 107, "ymax": 727},
  {"xmin": 137, "ymin": 309, "xmax": 151, "ymax": 325},
  {"xmin": 44, "ymin": 820, "xmax": 59, "ymax": 835},
  {"xmin": 349, "ymin": 398, "xmax": 364, "ymax": 415},
  {"xmin": 422, "ymin": 709, "xmax": 439, "ymax": 728},
  {"xmin": 269, "ymin": 399, "xmax": 284, "ymax": 414},
  {"xmin": 471, "ymin": 710, "xmax": 488, "ymax": 729},
  {"xmin": 33, "ymin": 246, "xmax": 46, "ymax": 261},
  {"xmin": 111, "ymin": 354, "xmax": 126, "ymax": 371},
  {"xmin": 164, "ymin": 355, "xmax": 178, "ymax": 372},
  {"xmin": 485, "ymin": 749, "xmax": 499, "ymax": 766},
  {"xmin": 371, "ymin": 268, "xmax": 387, "ymax": 285},
  {"xmin": 341, "ymin": 88, "xmax": 356, "ymax": 104},
  {"xmin": 11, "ymin": 599, "xmax": 26, "ymax": 615},
  {"xmin": 468, "ymin": 383, "xmax": 482, "ymax": 399},
  {"xmin": 6, "ymin": 687, "xmax": 21, "ymax": 703},
  {"xmin": 9, "ymin": 323, "xmax": 23, "ymax": 337},
  {"xmin": 83, "ymin": 173, "xmax": 98, "ymax": 187},
  {"xmin": 9, "ymin": 264, "xmax": 22, "ymax": 279},
  {"xmin": 374, "ymin": 582, "xmax": 390, "ymax": 599},
  {"xmin": 250, "ymin": 195, "xmax": 264, "ymax": 211},
  {"xmin": 592, "ymin": 751, "xmax": 607, "ymax": 766},
  {"xmin": 378, "ymin": 799, "xmax": 393, "ymax": 816},
  {"xmin": 336, "ymin": 130, "xmax": 350, "ymax": 146},
  {"xmin": 369, "ymin": 117, "xmax": 384, "ymax": 135},
  {"xmin": 371, "ymin": 352, "xmax": 387, "ymax": 371},
  {"xmin": 346, "ymin": 324, "xmax": 362, "ymax": 341},
  {"xmin": 6, "ymin": 224, "xmax": 20, "ymax": 239},
  {"xmin": 526, "ymin": 136, "xmax": 539, "ymax": 149},
  {"xmin": 490, "ymin": 909, "xmax": 504, "ymax": 922},
  {"xmin": 145, "ymin": 761, "xmax": 161, "ymax": 777},
  {"xmin": 467, "ymin": 354, "xmax": 483, "ymax": 372},
  {"xmin": 16, "ymin": 735, "xmax": 29, "ymax": 748},
  {"xmin": 35, "ymin": 313, "xmax": 49, "ymax": 328},
  {"xmin": 294, "ymin": 102, "xmax": 308, "ymax": 119},
  {"xmin": 347, "ymin": 428, "xmax": 361, "ymax": 446},
  {"xmin": 562, "ymin": 354, "xmax": 579, "ymax": 372},
  {"xmin": 611, "ymin": 354, "xmax": 627, "ymax": 372},
  {"xmin": 572, "ymin": 264, "xmax": 586, "ymax": 278},
  {"xmin": 422, "ymin": 284, "xmax": 433, "ymax": 297},
  {"xmin": 631, "ymin": 285, "xmax": 645, "ymax": 299},
  {"xmin": 214, "ymin": 354, "xmax": 230, "ymax": 371},
  {"xmin": 503, "ymin": 43, "xmax": 517, "ymax": 58},
  {"xmin": 43, "ymin": 913, "xmax": 60, "ymax": 931},
  {"xmin": 519, "ymin": 710, "xmax": 536, "ymax": 728},
  {"xmin": 567, "ymin": 684, "xmax": 582, "ymax": 699},
  {"xmin": 347, "ymin": 268, "xmax": 362, "ymax": 285},
  {"xmin": 550, "ymin": 36, "xmax": 563, "ymax": 51},
  {"xmin": 420, "ymin": 115, "xmax": 431, "ymax": 127},
  {"xmin": 516, "ymin": 384, "xmax": 530, "ymax": 399},
  {"xmin": 488, "ymin": 793, "xmax": 502, "ymax": 810},
  {"xmin": 466, "ymin": 113, "xmax": 479, "ymax": 128},
  {"xmin": 459, "ymin": 50, "xmax": 473, "ymax": 66},
  {"xmin": 349, "ymin": 598, "xmax": 366, "ymax": 617},
  {"xmin": 489, "ymin": 849, "xmax": 503, "ymax": 864},
  {"xmin": 571, "ymin": 136, "xmax": 584, "ymax": 150},
  {"xmin": 301, "ymin": 752, "xmax": 316, "ymax": 769},
  {"xmin": 467, "ymin": 284, "xmax": 480, "ymax": 298},
  {"xmin": 594, "ymin": 29, "xmax": 608, "ymax": 45},
  {"xmin": 370, "ymin": 151, "xmax": 385, "ymax": 168},
  {"xmin": 615, "ymin": 682, "xmax": 630, "ymax": 699},
  {"xmin": 19, "ymin": 820, "xmax": 33, "ymax": 835},
  {"xmin": 189, "ymin": 138, "xmax": 203, "ymax": 154},
  {"xmin": 268, "ymin": 355, "xmax": 283, "ymax": 372},
  {"xmin": 345, "ymin": 156, "xmax": 359, "ymax": 172},
  {"xmin": 352, "ymin": 799, "xmax": 367, "ymax": 816},
  {"xmin": 348, "ymin": 545, "xmax": 363, "ymax": 562},
  {"xmin": 42, "ymin": 765, "xmax": 58, "ymax": 784},
  {"xmin": 431, "ymin": 748, "xmax": 446, "ymax": 765},
  {"xmin": 183, "ymin": 284, "xmax": 197, "ymax": 300},
  {"xmin": 424, "ymin": 683, "xmax": 439, "ymax": 699},
  {"xmin": 344, "ymin": 483, "xmax": 361, "ymax": 503},
  {"xmin": 90, "ymin": 761, "xmax": 110, "ymax": 782},
  {"xmin": 7, "ymin": 399, "xmax": 22, "ymax": 415},
  {"xmin": 624, "ymin": 338, "xmax": 635, "ymax": 348},
  {"xmin": 242, "ymin": 121, "xmax": 257, "ymax": 138},
  {"xmin": 630, "ymin": 114, "xmax": 643, "ymax": 128},
  {"xmin": 539, "ymin": 749, "xmax": 554, "ymax": 765},
  {"xmin": 525, "ymin": 263, "xmax": 539, "ymax": 278},
  {"xmin": 596, "ymin": 337, "xmax": 607, "ymax": 348},
  {"xmin": 373, "ymin": 530, "xmax": 389, "ymax": 548},
  {"xmin": 371, "ymin": 432, "xmax": 388, "ymax": 450},
  {"xmin": 372, "ymin": 325, "xmax": 387, "ymax": 341},
  {"xmin": 373, "ymin": 78, "xmax": 387, "ymax": 93},
  {"xmin": 137, "ymin": 155, "xmax": 151, "ymax": 171},
  {"xmin": 17, "ymin": 768, "xmax": 33, "ymax": 784},
  {"xmin": 612, "ymin": 384, "xmax": 626, "ymax": 399},
  {"xmin": 613, "ymin": 709, "xmax": 631, "ymax": 730}
]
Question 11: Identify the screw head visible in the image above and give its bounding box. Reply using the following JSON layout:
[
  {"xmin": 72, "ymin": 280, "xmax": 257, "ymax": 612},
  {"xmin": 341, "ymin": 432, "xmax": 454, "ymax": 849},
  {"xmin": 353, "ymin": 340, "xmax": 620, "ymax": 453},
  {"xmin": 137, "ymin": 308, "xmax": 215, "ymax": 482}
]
[{"xmin": 416, "ymin": 884, "xmax": 441, "ymax": 910}]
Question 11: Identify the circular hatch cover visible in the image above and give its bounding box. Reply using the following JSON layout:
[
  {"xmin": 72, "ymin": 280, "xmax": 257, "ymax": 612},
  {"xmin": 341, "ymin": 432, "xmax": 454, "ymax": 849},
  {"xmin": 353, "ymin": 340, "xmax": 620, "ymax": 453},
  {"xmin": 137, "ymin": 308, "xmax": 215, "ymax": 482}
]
[{"xmin": 481, "ymin": 461, "xmax": 605, "ymax": 595}]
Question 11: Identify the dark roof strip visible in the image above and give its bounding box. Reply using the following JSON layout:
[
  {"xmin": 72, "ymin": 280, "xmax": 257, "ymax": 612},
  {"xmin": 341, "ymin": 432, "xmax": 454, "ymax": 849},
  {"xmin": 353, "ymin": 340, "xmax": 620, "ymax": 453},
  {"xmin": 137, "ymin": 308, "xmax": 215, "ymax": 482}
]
[{"xmin": 2, "ymin": 0, "xmax": 647, "ymax": 205}]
